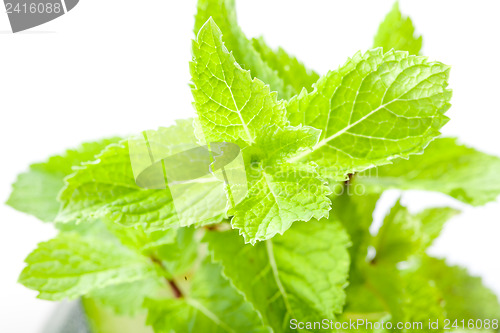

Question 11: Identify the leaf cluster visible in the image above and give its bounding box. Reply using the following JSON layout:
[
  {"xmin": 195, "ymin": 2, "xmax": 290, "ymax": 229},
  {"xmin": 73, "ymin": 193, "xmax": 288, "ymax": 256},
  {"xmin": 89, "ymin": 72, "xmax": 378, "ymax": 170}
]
[{"xmin": 7, "ymin": 1, "xmax": 500, "ymax": 332}]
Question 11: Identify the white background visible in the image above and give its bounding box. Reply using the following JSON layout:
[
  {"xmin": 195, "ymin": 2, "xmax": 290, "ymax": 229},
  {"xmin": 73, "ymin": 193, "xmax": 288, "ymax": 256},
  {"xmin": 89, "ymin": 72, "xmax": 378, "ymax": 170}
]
[{"xmin": 0, "ymin": 0, "xmax": 499, "ymax": 332}]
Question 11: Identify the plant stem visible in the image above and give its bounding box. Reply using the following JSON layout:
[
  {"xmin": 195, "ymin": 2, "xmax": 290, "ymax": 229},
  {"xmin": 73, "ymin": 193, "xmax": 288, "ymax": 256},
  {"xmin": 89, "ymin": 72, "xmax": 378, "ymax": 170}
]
[
  {"xmin": 150, "ymin": 256, "xmax": 183, "ymax": 298},
  {"xmin": 168, "ymin": 279, "xmax": 183, "ymax": 299}
]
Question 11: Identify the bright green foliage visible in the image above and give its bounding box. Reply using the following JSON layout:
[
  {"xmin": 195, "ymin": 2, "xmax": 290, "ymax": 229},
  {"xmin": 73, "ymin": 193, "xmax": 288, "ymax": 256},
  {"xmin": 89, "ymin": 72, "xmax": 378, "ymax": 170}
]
[
  {"xmin": 229, "ymin": 162, "xmax": 331, "ymax": 243},
  {"xmin": 56, "ymin": 141, "xmax": 174, "ymax": 228},
  {"xmin": 418, "ymin": 207, "xmax": 460, "ymax": 247},
  {"xmin": 205, "ymin": 218, "xmax": 350, "ymax": 332},
  {"xmin": 6, "ymin": 138, "xmax": 120, "ymax": 222},
  {"xmin": 191, "ymin": 18, "xmax": 286, "ymax": 145},
  {"xmin": 421, "ymin": 257, "xmax": 500, "ymax": 322},
  {"xmin": 145, "ymin": 260, "xmax": 271, "ymax": 333},
  {"xmin": 374, "ymin": 2, "xmax": 423, "ymax": 55},
  {"xmin": 153, "ymin": 227, "xmax": 200, "ymax": 277},
  {"xmin": 252, "ymin": 37, "xmax": 320, "ymax": 96},
  {"xmin": 364, "ymin": 264, "xmax": 446, "ymax": 331},
  {"xmin": 19, "ymin": 233, "xmax": 158, "ymax": 300},
  {"xmin": 194, "ymin": 0, "xmax": 290, "ymax": 99},
  {"xmin": 247, "ymin": 125, "xmax": 321, "ymax": 166},
  {"xmin": 56, "ymin": 120, "xmax": 222, "ymax": 230},
  {"xmin": 105, "ymin": 222, "xmax": 178, "ymax": 255},
  {"xmin": 372, "ymin": 201, "xmax": 460, "ymax": 265},
  {"xmin": 83, "ymin": 298, "xmax": 154, "ymax": 333},
  {"xmin": 192, "ymin": 19, "xmax": 332, "ymax": 243},
  {"xmin": 355, "ymin": 138, "xmax": 500, "ymax": 205},
  {"xmin": 342, "ymin": 199, "xmax": 483, "ymax": 333},
  {"xmin": 8, "ymin": 1, "xmax": 500, "ymax": 333},
  {"xmin": 332, "ymin": 191, "xmax": 380, "ymax": 274},
  {"xmin": 373, "ymin": 200, "xmax": 423, "ymax": 264},
  {"xmin": 287, "ymin": 48, "xmax": 451, "ymax": 179},
  {"xmin": 89, "ymin": 278, "xmax": 165, "ymax": 316}
]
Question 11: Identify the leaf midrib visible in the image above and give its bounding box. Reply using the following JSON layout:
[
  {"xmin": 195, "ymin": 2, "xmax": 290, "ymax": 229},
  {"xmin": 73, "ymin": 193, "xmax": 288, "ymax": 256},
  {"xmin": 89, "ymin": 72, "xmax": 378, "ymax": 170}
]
[{"xmin": 208, "ymin": 21, "xmax": 254, "ymax": 144}]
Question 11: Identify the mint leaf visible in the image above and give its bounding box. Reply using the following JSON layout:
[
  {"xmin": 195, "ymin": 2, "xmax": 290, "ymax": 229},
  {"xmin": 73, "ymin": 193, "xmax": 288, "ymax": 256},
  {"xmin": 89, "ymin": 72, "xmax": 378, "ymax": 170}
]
[
  {"xmin": 205, "ymin": 218, "xmax": 350, "ymax": 331},
  {"xmin": 230, "ymin": 163, "xmax": 331, "ymax": 243},
  {"xmin": 83, "ymin": 297, "xmax": 154, "ymax": 333},
  {"xmin": 287, "ymin": 49, "xmax": 451, "ymax": 179},
  {"xmin": 418, "ymin": 207, "xmax": 460, "ymax": 247},
  {"xmin": 252, "ymin": 37, "xmax": 320, "ymax": 96},
  {"xmin": 364, "ymin": 263, "xmax": 446, "ymax": 329},
  {"xmin": 19, "ymin": 233, "xmax": 158, "ymax": 300},
  {"xmin": 191, "ymin": 18, "xmax": 286, "ymax": 145},
  {"xmin": 88, "ymin": 277, "xmax": 165, "ymax": 316},
  {"xmin": 88, "ymin": 227, "xmax": 199, "ymax": 316},
  {"xmin": 6, "ymin": 138, "xmax": 120, "ymax": 222},
  {"xmin": 56, "ymin": 120, "xmax": 224, "ymax": 230},
  {"xmin": 421, "ymin": 257, "xmax": 500, "ymax": 322},
  {"xmin": 145, "ymin": 259, "xmax": 271, "ymax": 333},
  {"xmin": 247, "ymin": 125, "xmax": 321, "ymax": 166},
  {"xmin": 191, "ymin": 19, "xmax": 332, "ymax": 243},
  {"xmin": 374, "ymin": 2, "xmax": 423, "ymax": 55},
  {"xmin": 154, "ymin": 227, "xmax": 200, "ymax": 277},
  {"xmin": 105, "ymin": 222, "xmax": 178, "ymax": 255},
  {"xmin": 194, "ymin": 0, "xmax": 289, "ymax": 98},
  {"xmin": 372, "ymin": 200, "xmax": 422, "ymax": 264},
  {"xmin": 355, "ymin": 138, "xmax": 500, "ymax": 206},
  {"xmin": 372, "ymin": 201, "xmax": 459, "ymax": 264},
  {"xmin": 332, "ymin": 191, "xmax": 380, "ymax": 273}
]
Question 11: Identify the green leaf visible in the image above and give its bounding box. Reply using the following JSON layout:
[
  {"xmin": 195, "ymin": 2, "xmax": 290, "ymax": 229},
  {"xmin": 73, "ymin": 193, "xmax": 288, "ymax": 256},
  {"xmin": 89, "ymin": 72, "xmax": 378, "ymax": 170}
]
[
  {"xmin": 417, "ymin": 207, "xmax": 460, "ymax": 247},
  {"xmin": 105, "ymin": 222, "xmax": 178, "ymax": 255},
  {"xmin": 88, "ymin": 227, "xmax": 199, "ymax": 316},
  {"xmin": 230, "ymin": 163, "xmax": 331, "ymax": 243},
  {"xmin": 191, "ymin": 19, "xmax": 332, "ymax": 243},
  {"xmin": 154, "ymin": 227, "xmax": 200, "ymax": 277},
  {"xmin": 333, "ymin": 191, "xmax": 383, "ymax": 324},
  {"xmin": 364, "ymin": 263, "xmax": 446, "ymax": 331},
  {"xmin": 372, "ymin": 201, "xmax": 459, "ymax": 264},
  {"xmin": 83, "ymin": 297, "xmax": 154, "ymax": 333},
  {"xmin": 287, "ymin": 48, "xmax": 451, "ymax": 179},
  {"xmin": 245, "ymin": 124, "xmax": 321, "ymax": 166},
  {"xmin": 56, "ymin": 120, "xmax": 224, "ymax": 230},
  {"xmin": 194, "ymin": 0, "xmax": 289, "ymax": 98},
  {"xmin": 252, "ymin": 37, "xmax": 320, "ymax": 96},
  {"xmin": 89, "ymin": 277, "xmax": 166, "ymax": 316},
  {"xmin": 372, "ymin": 200, "xmax": 422, "ymax": 264},
  {"xmin": 191, "ymin": 18, "xmax": 286, "ymax": 145},
  {"xmin": 19, "ymin": 233, "xmax": 158, "ymax": 300},
  {"xmin": 6, "ymin": 138, "xmax": 120, "ymax": 222},
  {"xmin": 355, "ymin": 138, "xmax": 500, "ymax": 206},
  {"xmin": 421, "ymin": 257, "xmax": 500, "ymax": 322},
  {"xmin": 205, "ymin": 218, "xmax": 351, "ymax": 332},
  {"xmin": 331, "ymin": 191, "xmax": 380, "ymax": 275},
  {"xmin": 374, "ymin": 2, "xmax": 423, "ymax": 55},
  {"xmin": 145, "ymin": 259, "xmax": 271, "ymax": 333}
]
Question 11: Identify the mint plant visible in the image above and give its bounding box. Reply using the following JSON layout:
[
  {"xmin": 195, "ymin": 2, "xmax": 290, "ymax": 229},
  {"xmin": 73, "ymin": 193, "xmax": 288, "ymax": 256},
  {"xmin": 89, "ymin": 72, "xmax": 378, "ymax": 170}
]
[{"xmin": 7, "ymin": 1, "xmax": 500, "ymax": 332}]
